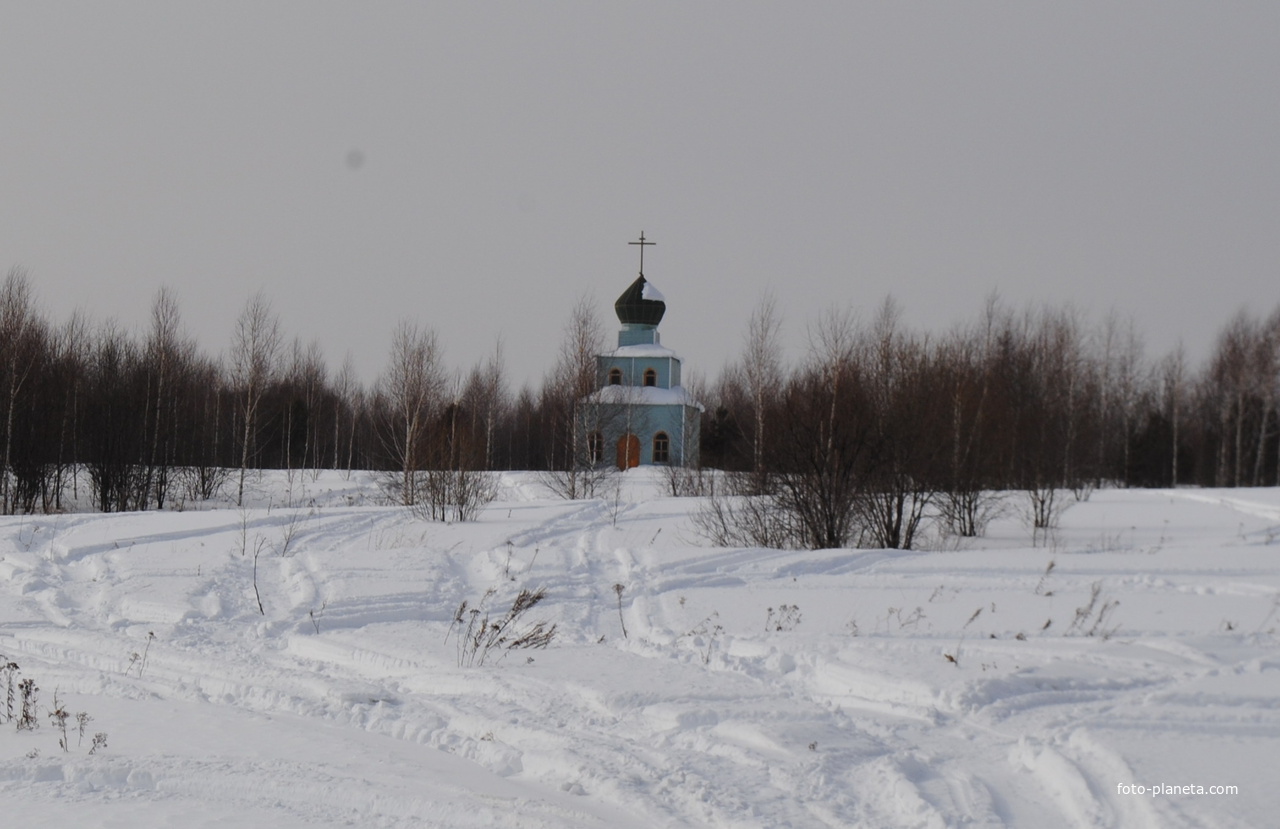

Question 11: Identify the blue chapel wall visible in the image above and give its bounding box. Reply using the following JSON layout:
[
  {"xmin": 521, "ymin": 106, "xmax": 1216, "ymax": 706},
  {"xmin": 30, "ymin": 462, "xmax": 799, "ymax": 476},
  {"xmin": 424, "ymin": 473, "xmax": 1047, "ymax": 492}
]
[
  {"xmin": 636, "ymin": 404, "xmax": 695, "ymax": 465},
  {"xmin": 596, "ymin": 355, "xmax": 680, "ymax": 390},
  {"xmin": 582, "ymin": 403, "xmax": 701, "ymax": 466}
]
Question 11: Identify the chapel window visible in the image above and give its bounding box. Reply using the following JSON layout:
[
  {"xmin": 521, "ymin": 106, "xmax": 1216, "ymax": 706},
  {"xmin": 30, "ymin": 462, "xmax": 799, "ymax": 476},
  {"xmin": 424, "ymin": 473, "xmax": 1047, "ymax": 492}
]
[{"xmin": 653, "ymin": 431, "xmax": 670, "ymax": 464}]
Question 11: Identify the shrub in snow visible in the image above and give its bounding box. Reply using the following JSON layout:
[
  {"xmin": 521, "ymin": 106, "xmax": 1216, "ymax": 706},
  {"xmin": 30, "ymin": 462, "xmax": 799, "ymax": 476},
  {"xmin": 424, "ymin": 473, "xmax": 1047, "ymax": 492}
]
[{"xmin": 448, "ymin": 588, "xmax": 557, "ymax": 667}]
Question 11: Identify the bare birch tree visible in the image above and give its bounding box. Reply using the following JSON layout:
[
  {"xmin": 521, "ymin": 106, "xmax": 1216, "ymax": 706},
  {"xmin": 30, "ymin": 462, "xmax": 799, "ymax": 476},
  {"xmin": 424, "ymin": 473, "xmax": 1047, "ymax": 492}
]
[
  {"xmin": 740, "ymin": 292, "xmax": 783, "ymax": 490},
  {"xmin": 542, "ymin": 296, "xmax": 611, "ymax": 499},
  {"xmin": 0, "ymin": 269, "xmax": 46, "ymax": 514},
  {"xmin": 230, "ymin": 292, "xmax": 282, "ymax": 506},
  {"xmin": 332, "ymin": 353, "xmax": 360, "ymax": 475},
  {"xmin": 377, "ymin": 320, "xmax": 444, "ymax": 506},
  {"xmin": 143, "ymin": 287, "xmax": 190, "ymax": 508},
  {"xmin": 461, "ymin": 339, "xmax": 509, "ymax": 471},
  {"xmin": 1158, "ymin": 343, "xmax": 1187, "ymax": 487}
]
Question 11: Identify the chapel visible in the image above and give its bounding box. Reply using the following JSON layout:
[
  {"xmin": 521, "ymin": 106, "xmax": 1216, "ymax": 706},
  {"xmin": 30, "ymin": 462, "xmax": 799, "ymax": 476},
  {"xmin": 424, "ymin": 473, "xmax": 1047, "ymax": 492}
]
[{"xmin": 585, "ymin": 234, "xmax": 702, "ymax": 469}]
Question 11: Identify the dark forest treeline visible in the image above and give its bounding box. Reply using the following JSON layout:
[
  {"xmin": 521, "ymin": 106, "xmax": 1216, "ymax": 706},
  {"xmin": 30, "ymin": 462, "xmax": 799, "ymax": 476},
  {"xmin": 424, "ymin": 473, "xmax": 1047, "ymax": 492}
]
[
  {"xmin": 692, "ymin": 291, "xmax": 1280, "ymax": 550},
  {"xmin": 688, "ymin": 294, "xmax": 1280, "ymax": 550},
  {"xmin": 706, "ymin": 294, "xmax": 1280, "ymax": 492},
  {"xmin": 1, "ymin": 267, "xmax": 1278, "ymax": 516}
]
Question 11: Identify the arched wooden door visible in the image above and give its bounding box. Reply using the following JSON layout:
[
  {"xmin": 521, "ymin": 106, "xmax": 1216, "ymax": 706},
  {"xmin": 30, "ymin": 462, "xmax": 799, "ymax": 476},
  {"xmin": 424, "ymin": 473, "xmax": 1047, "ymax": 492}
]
[{"xmin": 616, "ymin": 433, "xmax": 640, "ymax": 469}]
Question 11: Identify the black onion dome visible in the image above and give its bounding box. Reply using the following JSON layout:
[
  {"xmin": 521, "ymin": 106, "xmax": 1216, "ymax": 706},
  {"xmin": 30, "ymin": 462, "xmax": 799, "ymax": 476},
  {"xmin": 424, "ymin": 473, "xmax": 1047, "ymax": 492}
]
[{"xmin": 614, "ymin": 275, "xmax": 666, "ymax": 326}]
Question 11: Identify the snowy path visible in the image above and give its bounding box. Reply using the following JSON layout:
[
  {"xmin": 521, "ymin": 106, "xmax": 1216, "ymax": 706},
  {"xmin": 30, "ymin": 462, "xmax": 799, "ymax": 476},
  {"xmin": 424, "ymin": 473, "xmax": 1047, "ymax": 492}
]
[{"xmin": 1, "ymin": 475, "xmax": 1277, "ymax": 826}]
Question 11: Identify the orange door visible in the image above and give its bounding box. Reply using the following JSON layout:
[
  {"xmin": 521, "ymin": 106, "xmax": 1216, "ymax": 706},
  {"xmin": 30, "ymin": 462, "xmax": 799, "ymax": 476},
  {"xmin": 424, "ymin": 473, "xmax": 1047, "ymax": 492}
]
[{"xmin": 616, "ymin": 434, "xmax": 640, "ymax": 469}]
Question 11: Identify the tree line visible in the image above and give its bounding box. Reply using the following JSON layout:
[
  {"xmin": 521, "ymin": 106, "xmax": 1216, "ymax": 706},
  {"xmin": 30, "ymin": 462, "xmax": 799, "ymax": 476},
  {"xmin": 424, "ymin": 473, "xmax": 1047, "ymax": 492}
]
[
  {"xmin": 1, "ymin": 267, "xmax": 1278, "ymax": 527},
  {"xmin": 694, "ymin": 293, "xmax": 1280, "ymax": 549}
]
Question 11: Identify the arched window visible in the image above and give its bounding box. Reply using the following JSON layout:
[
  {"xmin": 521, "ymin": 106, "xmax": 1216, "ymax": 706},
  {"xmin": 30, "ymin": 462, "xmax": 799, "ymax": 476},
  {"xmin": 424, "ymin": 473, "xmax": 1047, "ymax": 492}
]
[
  {"xmin": 643, "ymin": 368, "xmax": 657, "ymax": 387},
  {"xmin": 608, "ymin": 367, "xmax": 623, "ymax": 386},
  {"xmin": 652, "ymin": 431, "xmax": 670, "ymax": 464},
  {"xmin": 588, "ymin": 431, "xmax": 604, "ymax": 464}
]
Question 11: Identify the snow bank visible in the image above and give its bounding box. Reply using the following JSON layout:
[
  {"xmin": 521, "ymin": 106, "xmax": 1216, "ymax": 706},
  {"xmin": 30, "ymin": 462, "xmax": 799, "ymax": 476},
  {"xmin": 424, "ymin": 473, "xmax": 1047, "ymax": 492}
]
[{"xmin": 1, "ymin": 472, "xmax": 1277, "ymax": 827}]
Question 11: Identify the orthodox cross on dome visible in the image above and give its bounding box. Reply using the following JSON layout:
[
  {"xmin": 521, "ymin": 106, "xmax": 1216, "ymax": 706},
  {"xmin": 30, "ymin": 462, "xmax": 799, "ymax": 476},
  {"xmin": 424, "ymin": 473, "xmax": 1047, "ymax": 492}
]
[{"xmin": 628, "ymin": 231, "xmax": 655, "ymax": 277}]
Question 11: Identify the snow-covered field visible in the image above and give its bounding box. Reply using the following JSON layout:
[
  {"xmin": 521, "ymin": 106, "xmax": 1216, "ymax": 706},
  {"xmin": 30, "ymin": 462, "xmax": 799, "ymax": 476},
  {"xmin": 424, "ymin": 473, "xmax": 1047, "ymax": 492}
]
[{"xmin": 1, "ymin": 471, "xmax": 1277, "ymax": 828}]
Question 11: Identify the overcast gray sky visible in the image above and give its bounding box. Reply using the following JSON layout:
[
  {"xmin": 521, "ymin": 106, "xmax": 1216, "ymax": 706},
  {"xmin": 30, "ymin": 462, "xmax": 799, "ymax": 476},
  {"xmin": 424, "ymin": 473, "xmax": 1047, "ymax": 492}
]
[{"xmin": 3, "ymin": 3, "xmax": 1277, "ymax": 387}]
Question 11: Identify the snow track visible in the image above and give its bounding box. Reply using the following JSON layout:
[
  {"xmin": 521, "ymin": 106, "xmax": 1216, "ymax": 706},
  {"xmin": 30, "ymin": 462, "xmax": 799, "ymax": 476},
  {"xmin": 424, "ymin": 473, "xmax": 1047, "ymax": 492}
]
[{"xmin": 1, "ymin": 474, "xmax": 1278, "ymax": 826}]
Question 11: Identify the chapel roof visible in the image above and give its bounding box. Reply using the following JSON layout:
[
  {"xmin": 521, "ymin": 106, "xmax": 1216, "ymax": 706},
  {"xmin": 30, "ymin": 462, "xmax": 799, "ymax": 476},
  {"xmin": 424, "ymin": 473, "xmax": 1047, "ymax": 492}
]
[{"xmin": 614, "ymin": 275, "xmax": 666, "ymax": 327}]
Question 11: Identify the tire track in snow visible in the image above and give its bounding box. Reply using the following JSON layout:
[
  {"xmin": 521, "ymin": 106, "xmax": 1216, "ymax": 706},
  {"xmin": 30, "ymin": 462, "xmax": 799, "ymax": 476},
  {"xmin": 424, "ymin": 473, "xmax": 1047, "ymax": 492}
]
[{"xmin": 1166, "ymin": 489, "xmax": 1280, "ymax": 534}]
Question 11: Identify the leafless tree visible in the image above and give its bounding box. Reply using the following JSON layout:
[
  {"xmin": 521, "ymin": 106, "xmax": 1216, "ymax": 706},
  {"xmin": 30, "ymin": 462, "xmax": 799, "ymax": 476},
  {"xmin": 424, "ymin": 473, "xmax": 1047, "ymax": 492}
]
[
  {"xmin": 691, "ymin": 476, "xmax": 797, "ymax": 548},
  {"xmin": 1158, "ymin": 343, "xmax": 1188, "ymax": 486},
  {"xmin": 1250, "ymin": 311, "xmax": 1279, "ymax": 487},
  {"xmin": 230, "ymin": 292, "xmax": 282, "ymax": 505},
  {"xmin": 541, "ymin": 296, "xmax": 614, "ymax": 499},
  {"xmin": 1204, "ymin": 311, "xmax": 1256, "ymax": 487},
  {"xmin": 142, "ymin": 287, "xmax": 193, "ymax": 508},
  {"xmin": 856, "ymin": 299, "xmax": 947, "ymax": 549},
  {"xmin": 1267, "ymin": 307, "xmax": 1280, "ymax": 486},
  {"xmin": 772, "ymin": 307, "xmax": 876, "ymax": 549},
  {"xmin": 1007, "ymin": 307, "xmax": 1093, "ymax": 541},
  {"xmin": 461, "ymin": 340, "xmax": 509, "ymax": 471},
  {"xmin": 376, "ymin": 320, "xmax": 444, "ymax": 506},
  {"xmin": 176, "ymin": 355, "xmax": 229, "ymax": 504},
  {"xmin": 935, "ymin": 302, "xmax": 1007, "ymax": 537},
  {"xmin": 280, "ymin": 338, "xmax": 327, "ymax": 474},
  {"xmin": 738, "ymin": 292, "xmax": 783, "ymax": 491},
  {"xmin": 662, "ymin": 369, "xmax": 710, "ymax": 496},
  {"xmin": 332, "ymin": 354, "xmax": 361, "ymax": 476},
  {"xmin": 0, "ymin": 269, "xmax": 47, "ymax": 514},
  {"xmin": 505, "ymin": 384, "xmax": 545, "ymax": 472},
  {"xmin": 1093, "ymin": 312, "xmax": 1146, "ymax": 487},
  {"xmin": 46, "ymin": 311, "xmax": 92, "ymax": 510},
  {"xmin": 414, "ymin": 379, "xmax": 498, "ymax": 522},
  {"xmin": 82, "ymin": 321, "xmax": 148, "ymax": 512}
]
